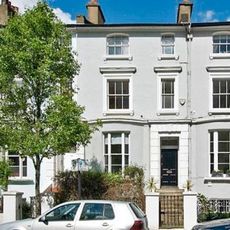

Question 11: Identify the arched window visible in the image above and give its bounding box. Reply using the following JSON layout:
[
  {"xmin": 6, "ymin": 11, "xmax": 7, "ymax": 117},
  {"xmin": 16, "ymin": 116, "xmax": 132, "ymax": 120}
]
[
  {"xmin": 106, "ymin": 35, "xmax": 129, "ymax": 55},
  {"xmin": 213, "ymin": 34, "xmax": 230, "ymax": 54},
  {"xmin": 161, "ymin": 34, "xmax": 175, "ymax": 55}
]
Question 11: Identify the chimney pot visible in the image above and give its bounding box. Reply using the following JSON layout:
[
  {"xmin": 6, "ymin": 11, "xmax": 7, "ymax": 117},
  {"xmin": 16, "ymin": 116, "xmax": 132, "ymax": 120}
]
[
  {"xmin": 177, "ymin": 0, "xmax": 193, "ymax": 24},
  {"xmin": 86, "ymin": 0, "xmax": 105, "ymax": 24}
]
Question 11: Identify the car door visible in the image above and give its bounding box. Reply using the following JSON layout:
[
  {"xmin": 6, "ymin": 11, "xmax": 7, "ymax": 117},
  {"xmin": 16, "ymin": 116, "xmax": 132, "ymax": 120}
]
[
  {"xmin": 76, "ymin": 202, "xmax": 115, "ymax": 230},
  {"xmin": 32, "ymin": 203, "xmax": 80, "ymax": 230}
]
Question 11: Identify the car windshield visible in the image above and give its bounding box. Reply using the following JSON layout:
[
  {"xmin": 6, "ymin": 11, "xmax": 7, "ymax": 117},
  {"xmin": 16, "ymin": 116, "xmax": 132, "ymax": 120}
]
[{"xmin": 129, "ymin": 203, "xmax": 145, "ymax": 218}]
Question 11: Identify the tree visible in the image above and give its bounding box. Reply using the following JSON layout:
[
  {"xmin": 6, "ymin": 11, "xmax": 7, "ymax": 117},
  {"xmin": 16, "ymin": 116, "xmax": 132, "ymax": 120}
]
[
  {"xmin": 0, "ymin": 160, "xmax": 11, "ymax": 191},
  {"xmin": 0, "ymin": 1, "xmax": 99, "ymax": 216}
]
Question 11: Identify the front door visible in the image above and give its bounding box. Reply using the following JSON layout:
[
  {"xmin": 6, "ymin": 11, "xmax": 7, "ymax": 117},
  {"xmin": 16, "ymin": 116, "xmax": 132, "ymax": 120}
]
[{"xmin": 161, "ymin": 149, "xmax": 178, "ymax": 186}]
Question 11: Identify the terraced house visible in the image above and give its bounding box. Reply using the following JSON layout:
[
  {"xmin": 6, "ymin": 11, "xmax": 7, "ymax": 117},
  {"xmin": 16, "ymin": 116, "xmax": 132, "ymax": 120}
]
[{"xmin": 0, "ymin": 0, "xmax": 230, "ymax": 229}]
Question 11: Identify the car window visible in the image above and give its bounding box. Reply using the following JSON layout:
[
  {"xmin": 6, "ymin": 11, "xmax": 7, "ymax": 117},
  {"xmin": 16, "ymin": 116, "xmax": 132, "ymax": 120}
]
[
  {"xmin": 45, "ymin": 203, "xmax": 80, "ymax": 221},
  {"xmin": 80, "ymin": 203, "xmax": 115, "ymax": 221},
  {"xmin": 129, "ymin": 203, "xmax": 145, "ymax": 218}
]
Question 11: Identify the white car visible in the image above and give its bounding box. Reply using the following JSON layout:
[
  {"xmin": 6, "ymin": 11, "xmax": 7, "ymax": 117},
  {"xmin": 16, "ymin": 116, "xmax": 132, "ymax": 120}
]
[{"xmin": 0, "ymin": 200, "xmax": 149, "ymax": 230}]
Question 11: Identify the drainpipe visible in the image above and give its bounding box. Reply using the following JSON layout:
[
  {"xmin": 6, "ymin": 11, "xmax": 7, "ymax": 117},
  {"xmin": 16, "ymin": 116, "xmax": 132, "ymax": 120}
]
[{"xmin": 185, "ymin": 23, "xmax": 193, "ymax": 181}]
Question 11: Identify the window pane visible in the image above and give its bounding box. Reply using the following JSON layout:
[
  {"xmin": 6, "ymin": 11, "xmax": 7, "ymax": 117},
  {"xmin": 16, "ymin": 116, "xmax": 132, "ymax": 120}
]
[
  {"xmin": 11, "ymin": 167, "xmax": 19, "ymax": 177},
  {"xmin": 108, "ymin": 47, "xmax": 115, "ymax": 55},
  {"xmin": 218, "ymin": 164, "xmax": 229, "ymax": 173},
  {"xmin": 111, "ymin": 155, "xmax": 122, "ymax": 164},
  {"xmin": 123, "ymin": 96, "xmax": 129, "ymax": 109},
  {"xmin": 218, "ymin": 142, "xmax": 229, "ymax": 152},
  {"xmin": 213, "ymin": 95, "xmax": 219, "ymax": 108},
  {"xmin": 213, "ymin": 45, "xmax": 219, "ymax": 53},
  {"xmin": 125, "ymin": 155, "xmax": 129, "ymax": 165},
  {"xmin": 123, "ymin": 81, "xmax": 129, "ymax": 94},
  {"xmin": 111, "ymin": 145, "xmax": 121, "ymax": 153},
  {"xmin": 220, "ymin": 95, "xmax": 226, "ymax": 108},
  {"xmin": 116, "ymin": 81, "xmax": 122, "ymax": 94},
  {"xmin": 115, "ymin": 47, "xmax": 122, "ymax": 55},
  {"xmin": 218, "ymin": 154, "xmax": 229, "ymax": 163},
  {"xmin": 219, "ymin": 131, "xmax": 229, "ymax": 141},
  {"xmin": 111, "ymin": 166, "xmax": 122, "ymax": 173},
  {"xmin": 213, "ymin": 80, "xmax": 219, "ymax": 93},
  {"xmin": 220, "ymin": 45, "xmax": 227, "ymax": 53},
  {"xmin": 105, "ymin": 155, "xmax": 108, "ymax": 165},
  {"xmin": 109, "ymin": 81, "xmax": 115, "ymax": 94},
  {"xmin": 23, "ymin": 166, "xmax": 27, "ymax": 177},
  {"xmin": 116, "ymin": 96, "xmax": 122, "ymax": 109},
  {"xmin": 220, "ymin": 80, "xmax": 227, "ymax": 93},
  {"xmin": 109, "ymin": 96, "xmax": 115, "ymax": 109}
]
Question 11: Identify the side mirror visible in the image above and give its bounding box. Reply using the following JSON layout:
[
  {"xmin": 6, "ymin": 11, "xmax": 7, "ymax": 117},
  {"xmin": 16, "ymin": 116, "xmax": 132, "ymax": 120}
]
[{"xmin": 39, "ymin": 215, "xmax": 48, "ymax": 225}]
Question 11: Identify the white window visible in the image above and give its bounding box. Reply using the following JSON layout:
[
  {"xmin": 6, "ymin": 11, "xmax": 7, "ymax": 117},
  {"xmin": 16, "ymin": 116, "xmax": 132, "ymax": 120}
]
[
  {"xmin": 7, "ymin": 151, "xmax": 27, "ymax": 178},
  {"xmin": 161, "ymin": 79, "xmax": 175, "ymax": 109},
  {"xmin": 107, "ymin": 35, "xmax": 129, "ymax": 56},
  {"xmin": 104, "ymin": 132, "xmax": 129, "ymax": 173},
  {"xmin": 157, "ymin": 74, "xmax": 178, "ymax": 113},
  {"xmin": 213, "ymin": 34, "xmax": 230, "ymax": 54},
  {"xmin": 161, "ymin": 34, "xmax": 175, "ymax": 55},
  {"xmin": 108, "ymin": 80, "xmax": 129, "ymax": 110},
  {"xmin": 209, "ymin": 74, "xmax": 230, "ymax": 112},
  {"xmin": 210, "ymin": 131, "xmax": 230, "ymax": 174},
  {"xmin": 103, "ymin": 75, "xmax": 133, "ymax": 114}
]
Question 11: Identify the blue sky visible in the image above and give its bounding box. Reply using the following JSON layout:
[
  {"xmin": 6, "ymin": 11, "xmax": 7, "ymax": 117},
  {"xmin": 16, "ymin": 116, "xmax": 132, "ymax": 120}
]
[
  {"xmin": 10, "ymin": 0, "xmax": 230, "ymax": 24},
  {"xmin": 48, "ymin": 0, "xmax": 230, "ymax": 23}
]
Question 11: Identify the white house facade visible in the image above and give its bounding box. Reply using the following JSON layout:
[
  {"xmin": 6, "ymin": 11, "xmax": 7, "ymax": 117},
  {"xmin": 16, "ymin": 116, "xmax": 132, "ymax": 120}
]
[{"xmin": 0, "ymin": 0, "xmax": 230, "ymax": 227}]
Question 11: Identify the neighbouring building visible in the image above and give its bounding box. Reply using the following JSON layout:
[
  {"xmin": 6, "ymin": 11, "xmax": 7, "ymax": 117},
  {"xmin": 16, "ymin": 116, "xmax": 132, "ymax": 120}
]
[{"xmin": 1, "ymin": 0, "xmax": 230, "ymax": 228}]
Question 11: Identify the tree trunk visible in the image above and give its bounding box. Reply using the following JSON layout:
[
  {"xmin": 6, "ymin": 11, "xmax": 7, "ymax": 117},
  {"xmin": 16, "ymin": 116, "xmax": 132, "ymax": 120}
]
[{"xmin": 35, "ymin": 157, "xmax": 41, "ymax": 217}]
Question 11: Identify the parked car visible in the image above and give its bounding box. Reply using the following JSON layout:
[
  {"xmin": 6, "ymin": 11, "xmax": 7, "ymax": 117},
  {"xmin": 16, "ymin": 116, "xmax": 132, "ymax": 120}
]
[
  {"xmin": 0, "ymin": 200, "xmax": 149, "ymax": 230},
  {"xmin": 192, "ymin": 218, "xmax": 230, "ymax": 229}
]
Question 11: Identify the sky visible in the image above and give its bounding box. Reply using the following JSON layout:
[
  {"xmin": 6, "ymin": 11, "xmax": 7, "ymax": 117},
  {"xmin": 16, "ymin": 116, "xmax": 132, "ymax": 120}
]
[{"xmin": 9, "ymin": 0, "xmax": 230, "ymax": 24}]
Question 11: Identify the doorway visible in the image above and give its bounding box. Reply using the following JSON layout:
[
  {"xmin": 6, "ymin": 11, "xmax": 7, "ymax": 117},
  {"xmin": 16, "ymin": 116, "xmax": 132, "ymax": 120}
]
[{"xmin": 160, "ymin": 137, "xmax": 178, "ymax": 186}]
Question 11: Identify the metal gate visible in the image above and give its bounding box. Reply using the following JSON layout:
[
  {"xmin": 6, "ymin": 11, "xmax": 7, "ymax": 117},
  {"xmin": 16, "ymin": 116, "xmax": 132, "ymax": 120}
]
[{"xmin": 160, "ymin": 193, "xmax": 183, "ymax": 228}]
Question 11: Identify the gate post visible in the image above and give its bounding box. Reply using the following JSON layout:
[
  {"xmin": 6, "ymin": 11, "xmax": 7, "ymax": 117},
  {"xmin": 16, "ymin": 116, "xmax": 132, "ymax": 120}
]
[
  {"xmin": 145, "ymin": 192, "xmax": 160, "ymax": 230},
  {"xmin": 183, "ymin": 191, "xmax": 197, "ymax": 230},
  {"xmin": 3, "ymin": 191, "xmax": 24, "ymax": 223}
]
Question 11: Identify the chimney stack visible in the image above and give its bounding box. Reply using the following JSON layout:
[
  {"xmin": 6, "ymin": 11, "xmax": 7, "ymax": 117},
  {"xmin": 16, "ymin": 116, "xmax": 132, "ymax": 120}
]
[
  {"xmin": 177, "ymin": 0, "xmax": 193, "ymax": 24},
  {"xmin": 0, "ymin": 0, "xmax": 18, "ymax": 25},
  {"xmin": 86, "ymin": 0, "xmax": 105, "ymax": 24}
]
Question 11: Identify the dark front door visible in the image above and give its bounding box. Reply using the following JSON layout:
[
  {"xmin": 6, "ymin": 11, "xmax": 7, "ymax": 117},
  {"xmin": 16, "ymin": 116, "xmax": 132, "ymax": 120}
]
[{"xmin": 161, "ymin": 149, "xmax": 178, "ymax": 186}]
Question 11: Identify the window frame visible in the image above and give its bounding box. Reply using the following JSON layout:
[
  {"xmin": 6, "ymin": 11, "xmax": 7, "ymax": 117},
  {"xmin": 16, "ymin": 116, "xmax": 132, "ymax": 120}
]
[
  {"xmin": 103, "ymin": 74, "xmax": 133, "ymax": 115},
  {"xmin": 158, "ymin": 33, "xmax": 179, "ymax": 60},
  {"xmin": 103, "ymin": 132, "xmax": 130, "ymax": 173},
  {"xmin": 209, "ymin": 73, "xmax": 230, "ymax": 113},
  {"xmin": 161, "ymin": 34, "xmax": 175, "ymax": 55},
  {"xmin": 6, "ymin": 150, "xmax": 27, "ymax": 179},
  {"xmin": 157, "ymin": 73, "xmax": 179, "ymax": 114},
  {"xmin": 209, "ymin": 131, "xmax": 230, "ymax": 175},
  {"xmin": 105, "ymin": 33, "xmax": 132, "ymax": 60},
  {"xmin": 210, "ymin": 32, "xmax": 230, "ymax": 59}
]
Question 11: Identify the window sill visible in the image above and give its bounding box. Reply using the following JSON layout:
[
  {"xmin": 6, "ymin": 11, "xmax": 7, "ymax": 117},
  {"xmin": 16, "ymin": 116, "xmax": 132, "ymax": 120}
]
[
  {"xmin": 157, "ymin": 110, "xmax": 179, "ymax": 116},
  {"xmin": 204, "ymin": 177, "xmax": 230, "ymax": 184},
  {"xmin": 103, "ymin": 110, "xmax": 134, "ymax": 116},
  {"xmin": 158, "ymin": 54, "xmax": 179, "ymax": 61},
  {"xmin": 208, "ymin": 110, "xmax": 230, "ymax": 115},
  {"xmin": 210, "ymin": 53, "xmax": 230, "ymax": 60},
  {"xmin": 104, "ymin": 55, "xmax": 133, "ymax": 61},
  {"xmin": 9, "ymin": 178, "xmax": 34, "ymax": 185}
]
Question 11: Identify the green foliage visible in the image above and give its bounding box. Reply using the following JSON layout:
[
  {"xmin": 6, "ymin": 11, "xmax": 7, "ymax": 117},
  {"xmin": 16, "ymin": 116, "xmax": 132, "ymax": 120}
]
[
  {"xmin": 22, "ymin": 200, "xmax": 32, "ymax": 219},
  {"xmin": 146, "ymin": 177, "xmax": 157, "ymax": 192},
  {"xmin": 54, "ymin": 167, "xmax": 145, "ymax": 210},
  {"xmin": 197, "ymin": 193, "xmax": 230, "ymax": 222},
  {"xmin": 103, "ymin": 173, "xmax": 123, "ymax": 186},
  {"xmin": 124, "ymin": 165, "xmax": 144, "ymax": 186},
  {"xmin": 0, "ymin": 160, "xmax": 11, "ymax": 190},
  {"xmin": 54, "ymin": 170, "xmax": 108, "ymax": 204},
  {"xmin": 0, "ymin": 1, "xmax": 100, "ymax": 215}
]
